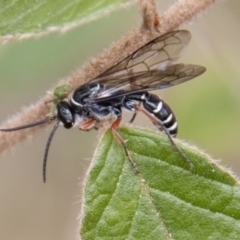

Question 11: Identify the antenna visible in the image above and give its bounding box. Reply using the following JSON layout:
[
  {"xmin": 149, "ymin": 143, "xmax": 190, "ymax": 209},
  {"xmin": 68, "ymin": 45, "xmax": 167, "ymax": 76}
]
[
  {"xmin": 43, "ymin": 122, "xmax": 60, "ymax": 182},
  {"xmin": 0, "ymin": 116, "xmax": 56, "ymax": 131},
  {"xmin": 0, "ymin": 116, "xmax": 58, "ymax": 182}
]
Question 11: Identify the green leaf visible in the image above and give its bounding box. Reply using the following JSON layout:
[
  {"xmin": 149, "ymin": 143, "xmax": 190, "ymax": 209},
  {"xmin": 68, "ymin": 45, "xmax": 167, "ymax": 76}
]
[
  {"xmin": 81, "ymin": 127, "xmax": 240, "ymax": 240},
  {"xmin": 0, "ymin": 0, "xmax": 129, "ymax": 36}
]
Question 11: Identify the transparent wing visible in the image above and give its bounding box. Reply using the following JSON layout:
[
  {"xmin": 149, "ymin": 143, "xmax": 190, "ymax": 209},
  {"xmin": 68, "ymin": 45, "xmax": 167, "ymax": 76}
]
[
  {"xmin": 87, "ymin": 63, "xmax": 206, "ymax": 103},
  {"xmin": 98, "ymin": 30, "xmax": 191, "ymax": 77},
  {"xmin": 84, "ymin": 30, "xmax": 205, "ymax": 102}
]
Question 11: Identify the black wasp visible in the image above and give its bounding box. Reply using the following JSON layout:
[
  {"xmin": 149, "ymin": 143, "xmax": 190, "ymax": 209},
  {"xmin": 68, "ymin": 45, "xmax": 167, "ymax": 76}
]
[{"xmin": 0, "ymin": 30, "xmax": 206, "ymax": 182}]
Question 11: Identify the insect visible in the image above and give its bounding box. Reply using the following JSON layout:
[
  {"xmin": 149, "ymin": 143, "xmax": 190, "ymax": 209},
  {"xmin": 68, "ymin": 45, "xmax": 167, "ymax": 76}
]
[{"xmin": 0, "ymin": 30, "xmax": 206, "ymax": 182}]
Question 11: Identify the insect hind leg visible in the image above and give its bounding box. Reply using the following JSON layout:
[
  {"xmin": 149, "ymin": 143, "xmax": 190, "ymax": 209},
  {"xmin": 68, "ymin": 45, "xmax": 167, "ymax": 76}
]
[{"xmin": 125, "ymin": 92, "xmax": 194, "ymax": 170}]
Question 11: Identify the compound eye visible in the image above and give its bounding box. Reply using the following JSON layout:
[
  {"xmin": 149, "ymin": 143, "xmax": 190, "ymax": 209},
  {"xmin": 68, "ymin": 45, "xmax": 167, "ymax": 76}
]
[{"xmin": 57, "ymin": 102, "xmax": 74, "ymax": 129}]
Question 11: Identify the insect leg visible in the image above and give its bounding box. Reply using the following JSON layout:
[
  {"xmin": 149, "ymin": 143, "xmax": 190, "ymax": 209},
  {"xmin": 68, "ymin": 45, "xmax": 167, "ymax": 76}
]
[
  {"xmin": 134, "ymin": 103, "xmax": 194, "ymax": 169},
  {"xmin": 128, "ymin": 101, "xmax": 141, "ymax": 124},
  {"xmin": 79, "ymin": 118, "xmax": 96, "ymax": 131},
  {"xmin": 128, "ymin": 79, "xmax": 142, "ymax": 123},
  {"xmin": 111, "ymin": 106, "xmax": 139, "ymax": 173},
  {"xmin": 126, "ymin": 92, "xmax": 194, "ymax": 169}
]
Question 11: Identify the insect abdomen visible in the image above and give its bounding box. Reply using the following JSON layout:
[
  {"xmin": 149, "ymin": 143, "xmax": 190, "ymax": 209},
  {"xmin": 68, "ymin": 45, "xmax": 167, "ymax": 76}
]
[{"xmin": 142, "ymin": 93, "xmax": 178, "ymax": 137}]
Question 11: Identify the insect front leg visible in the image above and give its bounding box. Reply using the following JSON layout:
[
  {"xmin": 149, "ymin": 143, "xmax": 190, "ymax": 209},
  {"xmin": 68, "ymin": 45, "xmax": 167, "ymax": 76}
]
[{"xmin": 79, "ymin": 118, "xmax": 96, "ymax": 131}]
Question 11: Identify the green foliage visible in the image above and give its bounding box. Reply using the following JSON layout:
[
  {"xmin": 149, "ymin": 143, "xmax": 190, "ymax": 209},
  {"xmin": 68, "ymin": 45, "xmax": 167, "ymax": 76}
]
[
  {"xmin": 49, "ymin": 84, "xmax": 73, "ymax": 115},
  {"xmin": 0, "ymin": 0, "xmax": 128, "ymax": 35},
  {"xmin": 81, "ymin": 127, "xmax": 240, "ymax": 240},
  {"xmin": 53, "ymin": 85, "xmax": 73, "ymax": 103}
]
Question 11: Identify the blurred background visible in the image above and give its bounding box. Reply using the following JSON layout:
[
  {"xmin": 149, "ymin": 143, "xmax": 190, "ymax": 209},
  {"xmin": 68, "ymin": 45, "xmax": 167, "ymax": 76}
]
[{"xmin": 0, "ymin": 1, "xmax": 239, "ymax": 239}]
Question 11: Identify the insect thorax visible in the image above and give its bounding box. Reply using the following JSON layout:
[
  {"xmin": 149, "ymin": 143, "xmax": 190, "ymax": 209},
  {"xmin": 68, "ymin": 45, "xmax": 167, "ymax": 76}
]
[{"xmin": 70, "ymin": 83, "xmax": 101, "ymax": 107}]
